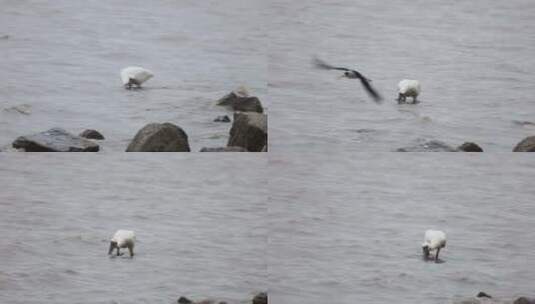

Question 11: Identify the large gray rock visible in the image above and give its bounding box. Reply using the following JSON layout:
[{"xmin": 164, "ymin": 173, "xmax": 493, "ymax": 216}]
[
  {"xmin": 252, "ymin": 292, "xmax": 267, "ymax": 304},
  {"xmin": 12, "ymin": 128, "xmax": 99, "ymax": 152},
  {"xmin": 514, "ymin": 297, "xmax": 535, "ymax": 304},
  {"xmin": 513, "ymin": 136, "xmax": 535, "ymax": 152},
  {"xmin": 126, "ymin": 123, "xmax": 190, "ymax": 152},
  {"xmin": 200, "ymin": 146, "xmax": 248, "ymax": 152},
  {"xmin": 217, "ymin": 88, "xmax": 264, "ymax": 113},
  {"xmin": 79, "ymin": 129, "xmax": 105, "ymax": 140},
  {"xmin": 227, "ymin": 112, "xmax": 267, "ymax": 152}
]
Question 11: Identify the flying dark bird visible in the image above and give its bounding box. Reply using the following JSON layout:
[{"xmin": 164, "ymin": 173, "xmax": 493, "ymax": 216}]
[{"xmin": 313, "ymin": 57, "xmax": 382, "ymax": 103}]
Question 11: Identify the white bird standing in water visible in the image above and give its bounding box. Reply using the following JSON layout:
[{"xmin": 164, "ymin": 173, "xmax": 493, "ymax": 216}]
[
  {"xmin": 109, "ymin": 230, "xmax": 136, "ymax": 257},
  {"xmin": 397, "ymin": 79, "xmax": 421, "ymax": 104},
  {"xmin": 422, "ymin": 230, "xmax": 446, "ymax": 262},
  {"xmin": 120, "ymin": 67, "xmax": 153, "ymax": 89}
]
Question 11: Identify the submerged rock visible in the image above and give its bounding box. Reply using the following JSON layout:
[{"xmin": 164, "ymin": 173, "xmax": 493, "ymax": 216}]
[
  {"xmin": 200, "ymin": 146, "xmax": 248, "ymax": 152},
  {"xmin": 177, "ymin": 297, "xmax": 227, "ymax": 304},
  {"xmin": 126, "ymin": 123, "xmax": 190, "ymax": 152},
  {"xmin": 458, "ymin": 142, "xmax": 483, "ymax": 152},
  {"xmin": 214, "ymin": 115, "xmax": 231, "ymax": 123},
  {"xmin": 79, "ymin": 129, "xmax": 105, "ymax": 140},
  {"xmin": 227, "ymin": 112, "xmax": 267, "ymax": 152},
  {"xmin": 513, "ymin": 136, "xmax": 535, "ymax": 152},
  {"xmin": 396, "ymin": 140, "xmax": 458, "ymax": 152},
  {"xmin": 217, "ymin": 87, "xmax": 264, "ymax": 113},
  {"xmin": 3, "ymin": 104, "xmax": 31, "ymax": 115},
  {"xmin": 252, "ymin": 292, "xmax": 267, "ymax": 304},
  {"xmin": 12, "ymin": 128, "xmax": 99, "ymax": 152}
]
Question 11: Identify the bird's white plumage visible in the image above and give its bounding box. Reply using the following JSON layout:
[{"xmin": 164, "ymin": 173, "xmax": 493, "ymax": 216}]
[
  {"xmin": 422, "ymin": 230, "xmax": 446, "ymax": 250},
  {"xmin": 398, "ymin": 79, "xmax": 421, "ymax": 97},
  {"xmin": 120, "ymin": 67, "xmax": 153, "ymax": 86},
  {"xmin": 111, "ymin": 230, "xmax": 136, "ymax": 248}
]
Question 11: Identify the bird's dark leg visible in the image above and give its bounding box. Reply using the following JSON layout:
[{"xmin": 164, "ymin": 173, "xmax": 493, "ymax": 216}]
[
  {"xmin": 435, "ymin": 248, "xmax": 440, "ymax": 262},
  {"xmin": 116, "ymin": 247, "xmax": 120, "ymax": 256},
  {"xmin": 128, "ymin": 245, "xmax": 134, "ymax": 257},
  {"xmin": 413, "ymin": 96, "xmax": 418, "ymax": 104}
]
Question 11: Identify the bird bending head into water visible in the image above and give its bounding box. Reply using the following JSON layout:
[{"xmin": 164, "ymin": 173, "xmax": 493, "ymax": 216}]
[
  {"xmin": 312, "ymin": 57, "xmax": 382, "ymax": 103},
  {"xmin": 422, "ymin": 230, "xmax": 446, "ymax": 263},
  {"xmin": 109, "ymin": 230, "xmax": 136, "ymax": 257},
  {"xmin": 120, "ymin": 67, "xmax": 153, "ymax": 89},
  {"xmin": 398, "ymin": 79, "xmax": 421, "ymax": 104}
]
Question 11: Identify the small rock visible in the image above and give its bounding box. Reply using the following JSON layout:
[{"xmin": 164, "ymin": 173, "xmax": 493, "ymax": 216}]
[
  {"xmin": 227, "ymin": 112, "xmax": 267, "ymax": 152},
  {"xmin": 79, "ymin": 129, "xmax": 105, "ymax": 140},
  {"xmin": 200, "ymin": 146, "xmax": 248, "ymax": 152},
  {"xmin": 252, "ymin": 292, "xmax": 267, "ymax": 304},
  {"xmin": 126, "ymin": 123, "xmax": 190, "ymax": 152},
  {"xmin": 476, "ymin": 292, "xmax": 492, "ymax": 298},
  {"xmin": 458, "ymin": 142, "xmax": 483, "ymax": 152},
  {"xmin": 0, "ymin": 34, "xmax": 9, "ymax": 40},
  {"xmin": 12, "ymin": 128, "xmax": 99, "ymax": 152},
  {"xmin": 217, "ymin": 88, "xmax": 264, "ymax": 113},
  {"xmin": 178, "ymin": 296, "xmax": 193, "ymax": 304},
  {"xmin": 513, "ymin": 136, "xmax": 535, "ymax": 152},
  {"xmin": 214, "ymin": 115, "xmax": 231, "ymax": 123}
]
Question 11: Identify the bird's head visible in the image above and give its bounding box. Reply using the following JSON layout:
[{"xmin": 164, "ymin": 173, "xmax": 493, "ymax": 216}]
[
  {"xmin": 342, "ymin": 71, "xmax": 359, "ymax": 79},
  {"xmin": 108, "ymin": 241, "xmax": 118, "ymax": 255},
  {"xmin": 340, "ymin": 71, "xmax": 372, "ymax": 82},
  {"xmin": 422, "ymin": 244, "xmax": 430, "ymax": 256}
]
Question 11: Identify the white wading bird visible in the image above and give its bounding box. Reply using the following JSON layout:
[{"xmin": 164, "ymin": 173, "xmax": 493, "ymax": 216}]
[
  {"xmin": 422, "ymin": 230, "xmax": 446, "ymax": 262},
  {"xmin": 313, "ymin": 57, "xmax": 383, "ymax": 103},
  {"xmin": 109, "ymin": 230, "xmax": 136, "ymax": 257},
  {"xmin": 120, "ymin": 67, "xmax": 153, "ymax": 89},
  {"xmin": 397, "ymin": 79, "xmax": 421, "ymax": 104}
]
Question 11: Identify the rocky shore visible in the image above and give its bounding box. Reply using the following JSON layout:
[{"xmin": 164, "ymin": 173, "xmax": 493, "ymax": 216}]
[
  {"xmin": 6, "ymin": 88, "xmax": 268, "ymax": 152},
  {"xmin": 177, "ymin": 292, "xmax": 267, "ymax": 304},
  {"xmin": 454, "ymin": 292, "xmax": 535, "ymax": 304}
]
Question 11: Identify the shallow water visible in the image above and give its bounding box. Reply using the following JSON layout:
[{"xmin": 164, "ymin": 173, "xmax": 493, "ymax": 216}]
[
  {"xmin": 268, "ymin": 0, "xmax": 535, "ymax": 152},
  {"xmin": 0, "ymin": 0, "xmax": 268, "ymax": 151},
  {"xmin": 0, "ymin": 155, "xmax": 267, "ymax": 304},
  {"xmin": 268, "ymin": 153, "xmax": 535, "ymax": 303}
]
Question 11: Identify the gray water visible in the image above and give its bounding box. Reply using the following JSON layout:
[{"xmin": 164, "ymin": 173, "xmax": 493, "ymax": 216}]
[
  {"xmin": 268, "ymin": 154, "xmax": 535, "ymax": 303},
  {"xmin": 0, "ymin": 155, "xmax": 267, "ymax": 304},
  {"xmin": 0, "ymin": 0, "xmax": 267, "ymax": 151},
  {"xmin": 268, "ymin": 0, "xmax": 535, "ymax": 152}
]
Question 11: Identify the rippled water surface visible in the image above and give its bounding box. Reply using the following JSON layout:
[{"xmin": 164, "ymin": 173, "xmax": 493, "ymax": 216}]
[
  {"xmin": 268, "ymin": 154, "xmax": 535, "ymax": 303},
  {"xmin": 0, "ymin": 155, "xmax": 267, "ymax": 304},
  {"xmin": 0, "ymin": 0, "xmax": 267, "ymax": 151},
  {"xmin": 268, "ymin": 0, "xmax": 535, "ymax": 151}
]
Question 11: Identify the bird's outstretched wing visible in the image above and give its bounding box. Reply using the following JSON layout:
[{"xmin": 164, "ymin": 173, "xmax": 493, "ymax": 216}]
[
  {"xmin": 312, "ymin": 57, "xmax": 351, "ymax": 72},
  {"xmin": 313, "ymin": 57, "xmax": 383, "ymax": 103},
  {"xmin": 359, "ymin": 77, "xmax": 383, "ymax": 103}
]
